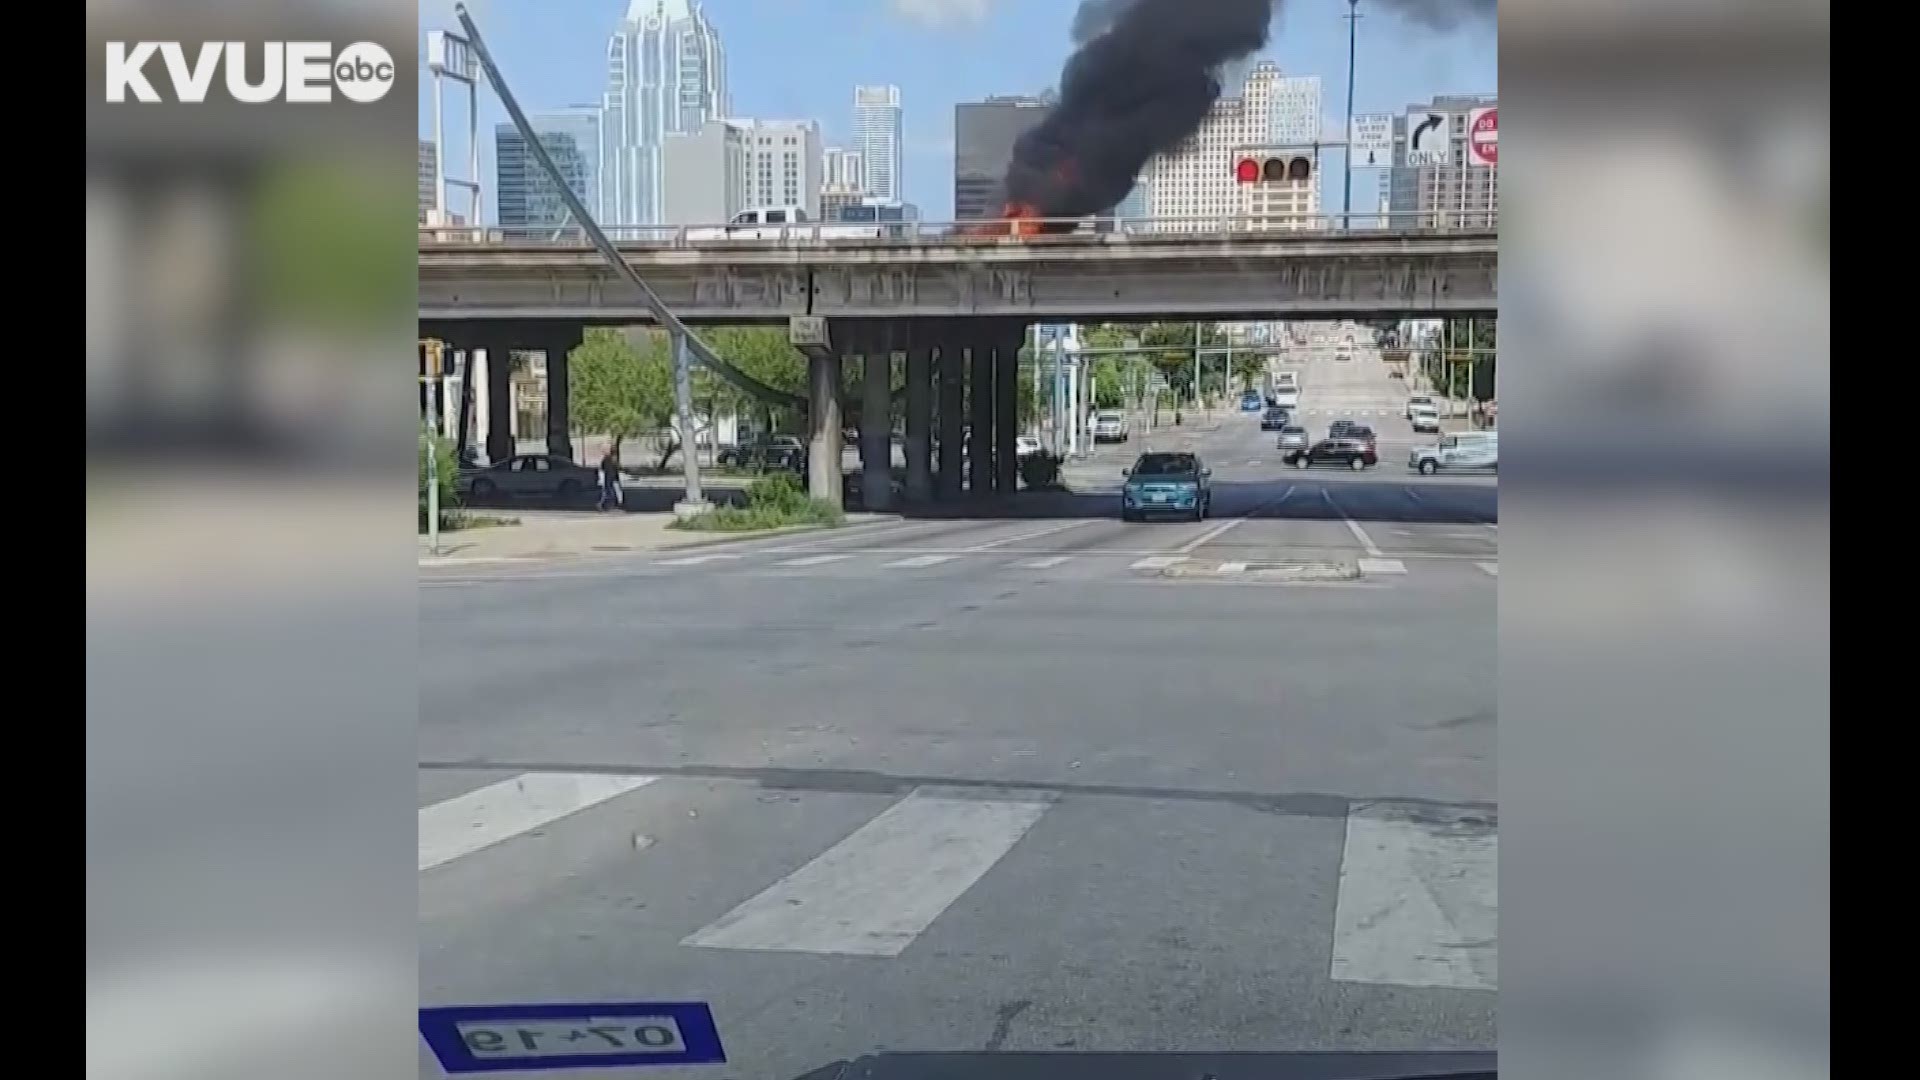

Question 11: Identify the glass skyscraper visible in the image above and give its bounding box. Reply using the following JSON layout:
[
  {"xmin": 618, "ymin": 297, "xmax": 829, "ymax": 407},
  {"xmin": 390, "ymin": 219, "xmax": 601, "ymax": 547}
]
[
  {"xmin": 602, "ymin": 0, "xmax": 728, "ymax": 226},
  {"xmin": 853, "ymin": 85, "xmax": 902, "ymax": 202},
  {"xmin": 496, "ymin": 107, "xmax": 603, "ymax": 232}
]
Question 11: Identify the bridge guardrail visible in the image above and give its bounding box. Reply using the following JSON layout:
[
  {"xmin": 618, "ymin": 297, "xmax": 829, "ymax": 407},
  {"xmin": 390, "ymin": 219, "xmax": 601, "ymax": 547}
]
[{"xmin": 418, "ymin": 211, "xmax": 1499, "ymax": 249}]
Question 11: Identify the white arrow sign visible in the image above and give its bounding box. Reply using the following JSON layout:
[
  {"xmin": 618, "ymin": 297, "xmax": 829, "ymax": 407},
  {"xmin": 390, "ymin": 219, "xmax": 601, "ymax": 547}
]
[{"xmin": 1406, "ymin": 111, "xmax": 1451, "ymax": 167}]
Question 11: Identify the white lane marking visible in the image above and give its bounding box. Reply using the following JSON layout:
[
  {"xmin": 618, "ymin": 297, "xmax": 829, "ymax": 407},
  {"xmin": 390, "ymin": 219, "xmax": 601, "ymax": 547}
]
[
  {"xmin": 1246, "ymin": 459, "xmax": 1261, "ymax": 467},
  {"xmin": 885, "ymin": 554, "xmax": 957, "ymax": 569},
  {"xmin": 657, "ymin": 553, "xmax": 744, "ymax": 566},
  {"xmin": 1177, "ymin": 517, "xmax": 1247, "ymax": 553},
  {"xmin": 1477, "ymin": 562, "xmax": 1499, "ymax": 577},
  {"xmin": 963, "ymin": 519, "xmax": 1098, "ymax": 551},
  {"xmin": 1357, "ymin": 558, "xmax": 1407, "ymax": 574},
  {"xmin": 777, "ymin": 553, "xmax": 855, "ymax": 567},
  {"xmin": 1331, "ymin": 803, "xmax": 1498, "ymax": 991},
  {"xmin": 1016, "ymin": 556, "xmax": 1071, "ymax": 569},
  {"xmin": 767, "ymin": 519, "xmax": 970, "ymax": 553},
  {"xmin": 1324, "ymin": 490, "xmax": 1384, "ymax": 556},
  {"xmin": 419, "ymin": 773, "xmax": 657, "ymax": 871},
  {"xmin": 1217, "ymin": 561, "xmax": 1248, "ymax": 574},
  {"xmin": 1402, "ymin": 487, "xmax": 1424, "ymax": 504},
  {"xmin": 1130, "ymin": 555, "xmax": 1188, "ymax": 570},
  {"xmin": 682, "ymin": 790, "xmax": 1051, "ymax": 957}
]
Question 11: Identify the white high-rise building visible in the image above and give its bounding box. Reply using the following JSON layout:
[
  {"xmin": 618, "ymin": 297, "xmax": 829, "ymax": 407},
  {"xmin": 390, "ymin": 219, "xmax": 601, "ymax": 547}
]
[
  {"xmin": 735, "ymin": 119, "xmax": 824, "ymax": 218},
  {"xmin": 823, "ymin": 146, "xmax": 864, "ymax": 191},
  {"xmin": 601, "ymin": 0, "xmax": 729, "ymax": 226},
  {"xmin": 853, "ymin": 85, "xmax": 902, "ymax": 201},
  {"xmin": 1267, "ymin": 74, "xmax": 1322, "ymax": 145},
  {"xmin": 1146, "ymin": 62, "xmax": 1319, "ymax": 232}
]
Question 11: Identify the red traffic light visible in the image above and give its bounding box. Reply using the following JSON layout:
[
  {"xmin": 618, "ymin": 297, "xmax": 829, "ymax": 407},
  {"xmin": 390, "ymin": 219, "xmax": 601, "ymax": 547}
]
[{"xmin": 1235, "ymin": 155, "xmax": 1314, "ymax": 183}]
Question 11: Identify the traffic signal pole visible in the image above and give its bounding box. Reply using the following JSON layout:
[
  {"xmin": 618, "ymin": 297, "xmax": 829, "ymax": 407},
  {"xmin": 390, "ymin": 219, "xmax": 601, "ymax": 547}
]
[{"xmin": 1342, "ymin": 1, "xmax": 1361, "ymax": 225}]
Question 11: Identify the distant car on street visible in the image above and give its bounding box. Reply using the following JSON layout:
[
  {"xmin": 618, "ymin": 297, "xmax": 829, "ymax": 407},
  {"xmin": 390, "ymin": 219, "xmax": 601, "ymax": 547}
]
[
  {"xmin": 1410, "ymin": 431, "xmax": 1498, "ymax": 475},
  {"xmin": 718, "ymin": 434, "xmax": 806, "ymax": 471},
  {"xmin": 457, "ymin": 454, "xmax": 600, "ymax": 502},
  {"xmin": 1239, "ymin": 391, "xmax": 1264, "ymax": 412},
  {"xmin": 1090, "ymin": 411, "xmax": 1131, "ymax": 444},
  {"xmin": 1259, "ymin": 406, "xmax": 1291, "ymax": 431},
  {"xmin": 1404, "ymin": 395, "xmax": 1436, "ymax": 420},
  {"xmin": 1015, "ymin": 435, "xmax": 1043, "ymax": 458},
  {"xmin": 1120, "ymin": 451, "xmax": 1212, "ymax": 522},
  {"xmin": 1286, "ymin": 437, "xmax": 1378, "ymax": 471},
  {"xmin": 1409, "ymin": 404, "xmax": 1442, "ymax": 434},
  {"xmin": 1275, "ymin": 424, "xmax": 1310, "ymax": 452}
]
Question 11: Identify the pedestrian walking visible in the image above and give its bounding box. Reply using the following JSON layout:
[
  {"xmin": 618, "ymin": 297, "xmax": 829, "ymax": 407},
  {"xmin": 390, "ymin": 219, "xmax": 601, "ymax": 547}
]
[{"xmin": 597, "ymin": 443, "xmax": 624, "ymax": 511}]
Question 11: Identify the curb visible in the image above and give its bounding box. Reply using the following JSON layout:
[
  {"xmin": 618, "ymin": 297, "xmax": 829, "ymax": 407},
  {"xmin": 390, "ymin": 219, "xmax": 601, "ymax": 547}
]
[
  {"xmin": 653, "ymin": 513, "xmax": 907, "ymax": 552},
  {"xmin": 1160, "ymin": 561, "xmax": 1360, "ymax": 582}
]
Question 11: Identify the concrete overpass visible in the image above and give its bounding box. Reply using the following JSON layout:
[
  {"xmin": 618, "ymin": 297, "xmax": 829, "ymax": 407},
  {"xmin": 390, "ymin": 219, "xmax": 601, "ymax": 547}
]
[{"xmin": 419, "ymin": 220, "xmax": 1497, "ymax": 511}]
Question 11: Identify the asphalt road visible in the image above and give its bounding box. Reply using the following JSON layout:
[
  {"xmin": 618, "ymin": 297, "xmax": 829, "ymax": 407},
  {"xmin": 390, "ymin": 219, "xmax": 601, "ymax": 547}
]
[{"xmin": 419, "ymin": 348, "xmax": 1497, "ymax": 1079}]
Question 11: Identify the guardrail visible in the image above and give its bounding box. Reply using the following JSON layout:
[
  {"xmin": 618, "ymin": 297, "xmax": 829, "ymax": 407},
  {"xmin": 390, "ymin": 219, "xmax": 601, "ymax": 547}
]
[{"xmin": 418, "ymin": 210, "xmax": 1499, "ymax": 248}]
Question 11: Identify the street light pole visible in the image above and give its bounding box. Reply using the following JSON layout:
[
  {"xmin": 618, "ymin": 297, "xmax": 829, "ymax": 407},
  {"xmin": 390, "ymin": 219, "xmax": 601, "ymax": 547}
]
[{"xmin": 1342, "ymin": 0, "xmax": 1361, "ymax": 225}]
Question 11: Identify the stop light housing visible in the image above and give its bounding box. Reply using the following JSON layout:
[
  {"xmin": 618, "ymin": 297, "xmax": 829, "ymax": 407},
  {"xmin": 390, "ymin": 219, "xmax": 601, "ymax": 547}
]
[{"xmin": 1234, "ymin": 154, "xmax": 1314, "ymax": 183}]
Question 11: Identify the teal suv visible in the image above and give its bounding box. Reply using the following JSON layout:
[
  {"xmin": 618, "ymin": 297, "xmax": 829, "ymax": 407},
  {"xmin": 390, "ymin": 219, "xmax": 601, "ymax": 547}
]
[{"xmin": 1121, "ymin": 452, "xmax": 1213, "ymax": 522}]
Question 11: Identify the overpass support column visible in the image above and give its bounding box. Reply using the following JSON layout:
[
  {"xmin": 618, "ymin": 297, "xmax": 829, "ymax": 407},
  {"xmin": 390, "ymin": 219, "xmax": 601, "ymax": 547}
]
[
  {"xmin": 967, "ymin": 333, "xmax": 992, "ymax": 496},
  {"xmin": 483, "ymin": 333, "xmax": 514, "ymax": 465},
  {"xmin": 860, "ymin": 322, "xmax": 896, "ymax": 511},
  {"xmin": 905, "ymin": 325, "xmax": 934, "ymax": 504},
  {"xmin": 807, "ymin": 348, "xmax": 843, "ymax": 507},
  {"xmin": 936, "ymin": 331, "xmax": 964, "ymax": 501},
  {"xmin": 543, "ymin": 323, "xmax": 581, "ymax": 461},
  {"xmin": 994, "ymin": 323, "xmax": 1022, "ymax": 494}
]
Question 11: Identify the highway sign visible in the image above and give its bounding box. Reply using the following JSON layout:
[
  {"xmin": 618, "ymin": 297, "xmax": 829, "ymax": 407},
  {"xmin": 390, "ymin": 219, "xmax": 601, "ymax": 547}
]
[
  {"xmin": 1349, "ymin": 113, "xmax": 1394, "ymax": 168},
  {"xmin": 1467, "ymin": 106, "xmax": 1497, "ymax": 167},
  {"xmin": 1406, "ymin": 111, "xmax": 1451, "ymax": 167}
]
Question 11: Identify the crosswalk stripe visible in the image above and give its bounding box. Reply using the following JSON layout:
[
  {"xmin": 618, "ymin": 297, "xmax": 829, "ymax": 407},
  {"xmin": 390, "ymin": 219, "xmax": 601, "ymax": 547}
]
[
  {"xmin": 657, "ymin": 554, "xmax": 742, "ymax": 566},
  {"xmin": 419, "ymin": 773, "xmax": 656, "ymax": 871},
  {"xmin": 1217, "ymin": 562, "xmax": 1248, "ymax": 574},
  {"xmin": 1477, "ymin": 562, "xmax": 1498, "ymax": 577},
  {"xmin": 1331, "ymin": 802, "xmax": 1498, "ymax": 990},
  {"xmin": 777, "ymin": 554, "xmax": 855, "ymax": 568},
  {"xmin": 884, "ymin": 554, "xmax": 957, "ymax": 569},
  {"xmin": 682, "ymin": 790, "xmax": 1051, "ymax": 957},
  {"xmin": 1016, "ymin": 556, "xmax": 1070, "ymax": 569},
  {"xmin": 1129, "ymin": 555, "xmax": 1187, "ymax": 570},
  {"xmin": 1357, "ymin": 558, "xmax": 1407, "ymax": 574}
]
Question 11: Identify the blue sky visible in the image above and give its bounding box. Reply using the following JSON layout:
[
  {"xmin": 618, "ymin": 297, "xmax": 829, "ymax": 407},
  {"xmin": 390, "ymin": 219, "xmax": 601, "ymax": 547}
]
[{"xmin": 418, "ymin": 0, "xmax": 1494, "ymax": 222}]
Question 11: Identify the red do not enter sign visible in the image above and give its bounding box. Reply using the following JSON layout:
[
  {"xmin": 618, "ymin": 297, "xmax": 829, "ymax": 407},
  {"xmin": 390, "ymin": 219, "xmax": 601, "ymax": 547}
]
[{"xmin": 1468, "ymin": 107, "xmax": 1497, "ymax": 167}]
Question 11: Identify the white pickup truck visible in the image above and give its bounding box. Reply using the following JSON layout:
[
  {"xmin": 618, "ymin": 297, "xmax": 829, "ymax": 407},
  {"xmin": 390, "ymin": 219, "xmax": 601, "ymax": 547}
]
[{"xmin": 686, "ymin": 206, "xmax": 884, "ymax": 242}]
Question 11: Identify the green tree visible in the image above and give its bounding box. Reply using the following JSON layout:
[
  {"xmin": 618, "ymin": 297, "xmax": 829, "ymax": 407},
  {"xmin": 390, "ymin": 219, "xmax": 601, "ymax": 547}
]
[{"xmin": 569, "ymin": 327, "xmax": 674, "ymax": 459}]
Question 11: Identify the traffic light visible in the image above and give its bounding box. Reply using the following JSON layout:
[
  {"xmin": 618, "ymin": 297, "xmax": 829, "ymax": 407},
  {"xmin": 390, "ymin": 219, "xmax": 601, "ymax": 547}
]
[{"xmin": 1233, "ymin": 154, "xmax": 1313, "ymax": 183}]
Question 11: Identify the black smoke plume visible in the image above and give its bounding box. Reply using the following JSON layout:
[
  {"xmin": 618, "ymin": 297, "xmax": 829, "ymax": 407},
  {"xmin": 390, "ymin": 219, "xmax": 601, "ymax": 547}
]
[{"xmin": 1001, "ymin": 0, "xmax": 1277, "ymax": 224}]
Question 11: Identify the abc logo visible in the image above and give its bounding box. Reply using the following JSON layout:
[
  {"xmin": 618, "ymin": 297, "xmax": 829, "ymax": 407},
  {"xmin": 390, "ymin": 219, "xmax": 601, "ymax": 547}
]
[{"xmin": 332, "ymin": 41, "xmax": 395, "ymax": 103}]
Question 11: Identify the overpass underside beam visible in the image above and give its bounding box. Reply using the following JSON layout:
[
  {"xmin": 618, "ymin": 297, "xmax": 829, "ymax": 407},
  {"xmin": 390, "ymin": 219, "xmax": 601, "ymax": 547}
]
[
  {"xmin": 905, "ymin": 334, "xmax": 933, "ymax": 504},
  {"xmin": 967, "ymin": 333, "xmax": 992, "ymax": 497},
  {"xmin": 859, "ymin": 322, "xmax": 895, "ymax": 512},
  {"xmin": 936, "ymin": 333, "xmax": 964, "ymax": 501},
  {"xmin": 994, "ymin": 323, "xmax": 1023, "ymax": 495}
]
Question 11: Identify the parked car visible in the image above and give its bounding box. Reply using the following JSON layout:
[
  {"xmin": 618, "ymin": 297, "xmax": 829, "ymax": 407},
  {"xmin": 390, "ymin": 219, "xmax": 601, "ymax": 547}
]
[
  {"xmin": 1285, "ymin": 437, "xmax": 1378, "ymax": 471},
  {"xmin": 1409, "ymin": 431, "xmax": 1498, "ymax": 475},
  {"xmin": 718, "ymin": 434, "xmax": 806, "ymax": 471},
  {"xmin": 457, "ymin": 454, "xmax": 600, "ymax": 502},
  {"xmin": 1120, "ymin": 451, "xmax": 1212, "ymax": 522}
]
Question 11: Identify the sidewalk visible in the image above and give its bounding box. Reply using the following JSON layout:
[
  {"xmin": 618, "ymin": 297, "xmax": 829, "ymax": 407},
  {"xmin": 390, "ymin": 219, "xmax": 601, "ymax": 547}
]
[{"xmin": 418, "ymin": 510, "xmax": 893, "ymax": 565}]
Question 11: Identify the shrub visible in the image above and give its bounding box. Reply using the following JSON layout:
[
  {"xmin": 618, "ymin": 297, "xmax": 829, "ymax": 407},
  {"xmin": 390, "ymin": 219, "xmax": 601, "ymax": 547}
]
[
  {"xmin": 671, "ymin": 474, "xmax": 844, "ymax": 532},
  {"xmin": 419, "ymin": 430, "xmax": 459, "ymax": 532}
]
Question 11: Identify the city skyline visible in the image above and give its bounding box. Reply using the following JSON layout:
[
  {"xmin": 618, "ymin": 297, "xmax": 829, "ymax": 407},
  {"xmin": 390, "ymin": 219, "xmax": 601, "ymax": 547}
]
[{"xmin": 417, "ymin": 1, "xmax": 1494, "ymax": 224}]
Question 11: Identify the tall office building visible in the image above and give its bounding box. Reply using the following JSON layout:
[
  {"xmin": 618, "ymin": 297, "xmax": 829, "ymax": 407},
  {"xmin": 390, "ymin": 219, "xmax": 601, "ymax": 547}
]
[
  {"xmin": 853, "ymin": 85, "xmax": 902, "ymax": 201},
  {"xmin": 953, "ymin": 95, "xmax": 1051, "ymax": 221},
  {"xmin": 661, "ymin": 120, "xmax": 748, "ymax": 225},
  {"xmin": 601, "ymin": 0, "xmax": 729, "ymax": 226},
  {"xmin": 734, "ymin": 119, "xmax": 823, "ymax": 217},
  {"xmin": 823, "ymin": 146, "xmax": 864, "ymax": 191},
  {"xmin": 495, "ymin": 106, "xmax": 603, "ymax": 231},
  {"xmin": 418, "ymin": 139, "xmax": 437, "ymax": 223},
  {"xmin": 1266, "ymin": 74, "xmax": 1323, "ymax": 145},
  {"xmin": 1384, "ymin": 94, "xmax": 1498, "ymax": 228},
  {"xmin": 1146, "ymin": 62, "xmax": 1316, "ymax": 232}
]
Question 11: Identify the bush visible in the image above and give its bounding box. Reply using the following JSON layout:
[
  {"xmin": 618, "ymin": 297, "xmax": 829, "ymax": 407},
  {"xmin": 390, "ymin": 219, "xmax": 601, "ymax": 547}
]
[
  {"xmin": 419, "ymin": 430, "xmax": 460, "ymax": 532},
  {"xmin": 1019, "ymin": 450, "xmax": 1064, "ymax": 489},
  {"xmin": 671, "ymin": 473, "xmax": 844, "ymax": 532}
]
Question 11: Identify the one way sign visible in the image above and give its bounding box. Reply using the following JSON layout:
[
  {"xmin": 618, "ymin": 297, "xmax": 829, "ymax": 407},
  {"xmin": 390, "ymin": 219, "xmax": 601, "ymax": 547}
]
[{"xmin": 1406, "ymin": 110, "xmax": 1451, "ymax": 167}]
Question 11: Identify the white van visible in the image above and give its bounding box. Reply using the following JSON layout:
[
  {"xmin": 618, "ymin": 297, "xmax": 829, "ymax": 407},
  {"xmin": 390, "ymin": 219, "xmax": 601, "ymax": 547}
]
[{"xmin": 1409, "ymin": 431, "xmax": 1497, "ymax": 475}]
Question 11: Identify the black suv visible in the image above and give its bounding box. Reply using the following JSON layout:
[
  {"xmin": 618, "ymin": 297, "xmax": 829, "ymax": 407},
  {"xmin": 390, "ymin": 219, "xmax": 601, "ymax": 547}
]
[{"xmin": 1285, "ymin": 437, "xmax": 1378, "ymax": 471}]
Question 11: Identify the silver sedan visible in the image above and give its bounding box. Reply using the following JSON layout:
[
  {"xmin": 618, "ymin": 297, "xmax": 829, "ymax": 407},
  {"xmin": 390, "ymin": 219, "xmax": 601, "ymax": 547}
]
[{"xmin": 457, "ymin": 454, "xmax": 601, "ymax": 502}]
